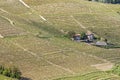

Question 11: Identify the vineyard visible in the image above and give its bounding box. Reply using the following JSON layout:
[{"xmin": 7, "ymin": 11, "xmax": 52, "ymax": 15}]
[
  {"xmin": 54, "ymin": 71, "xmax": 120, "ymax": 80},
  {"xmin": 0, "ymin": 0, "xmax": 120, "ymax": 80}
]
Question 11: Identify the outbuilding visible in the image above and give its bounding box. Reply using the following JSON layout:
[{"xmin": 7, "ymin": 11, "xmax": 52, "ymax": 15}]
[
  {"xmin": 96, "ymin": 41, "xmax": 107, "ymax": 46},
  {"xmin": 86, "ymin": 31, "xmax": 94, "ymax": 42},
  {"xmin": 73, "ymin": 34, "xmax": 81, "ymax": 41}
]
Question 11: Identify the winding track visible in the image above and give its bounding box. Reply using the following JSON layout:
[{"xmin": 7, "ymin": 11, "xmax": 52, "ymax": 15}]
[{"xmin": 70, "ymin": 15, "xmax": 86, "ymax": 29}]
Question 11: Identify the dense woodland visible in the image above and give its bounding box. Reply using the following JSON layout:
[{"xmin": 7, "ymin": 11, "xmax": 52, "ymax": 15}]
[{"xmin": 90, "ymin": 0, "xmax": 120, "ymax": 3}]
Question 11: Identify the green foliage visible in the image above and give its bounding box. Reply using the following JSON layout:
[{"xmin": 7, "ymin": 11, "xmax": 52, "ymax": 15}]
[
  {"xmin": 10, "ymin": 67, "xmax": 21, "ymax": 79},
  {"xmin": 67, "ymin": 31, "xmax": 76, "ymax": 38},
  {"xmin": 117, "ymin": 11, "xmax": 120, "ymax": 15},
  {"xmin": 0, "ymin": 65, "xmax": 4, "ymax": 74},
  {"xmin": 81, "ymin": 32, "xmax": 87, "ymax": 40},
  {"xmin": 3, "ymin": 69, "xmax": 9, "ymax": 76},
  {"xmin": 111, "ymin": 64, "xmax": 120, "ymax": 76},
  {"xmin": 0, "ymin": 65, "xmax": 21, "ymax": 79}
]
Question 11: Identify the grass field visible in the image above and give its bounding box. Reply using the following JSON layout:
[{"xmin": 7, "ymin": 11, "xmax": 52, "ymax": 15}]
[
  {"xmin": 54, "ymin": 71, "xmax": 120, "ymax": 80},
  {"xmin": 0, "ymin": 75, "xmax": 17, "ymax": 80},
  {"xmin": 0, "ymin": 0, "xmax": 120, "ymax": 80}
]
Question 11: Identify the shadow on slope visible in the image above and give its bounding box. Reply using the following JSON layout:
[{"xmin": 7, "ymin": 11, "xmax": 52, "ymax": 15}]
[
  {"xmin": 30, "ymin": 21, "xmax": 63, "ymax": 36},
  {"xmin": 20, "ymin": 77, "xmax": 32, "ymax": 80}
]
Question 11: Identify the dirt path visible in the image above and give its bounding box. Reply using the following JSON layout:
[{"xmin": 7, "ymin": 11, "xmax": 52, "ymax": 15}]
[
  {"xmin": 19, "ymin": 0, "xmax": 30, "ymax": 8},
  {"xmin": 0, "ymin": 8, "xmax": 14, "ymax": 26},
  {"xmin": 83, "ymin": 52, "xmax": 109, "ymax": 63},
  {"xmin": 39, "ymin": 15, "xmax": 47, "ymax": 21},
  {"xmin": 73, "ymin": 49, "xmax": 109, "ymax": 63},
  {"xmin": 12, "ymin": 42, "xmax": 75, "ymax": 74},
  {"xmin": 91, "ymin": 62, "xmax": 114, "ymax": 71},
  {"xmin": 18, "ymin": 0, "xmax": 47, "ymax": 22},
  {"xmin": 0, "ymin": 15, "xmax": 14, "ymax": 26},
  {"xmin": 75, "ymin": 51, "xmax": 114, "ymax": 71},
  {"xmin": 0, "ymin": 8, "xmax": 9, "ymax": 13},
  {"xmin": 70, "ymin": 15, "xmax": 86, "ymax": 29},
  {"xmin": 64, "ymin": 49, "xmax": 113, "ymax": 71},
  {"xmin": 43, "ymin": 49, "xmax": 72, "ymax": 56}
]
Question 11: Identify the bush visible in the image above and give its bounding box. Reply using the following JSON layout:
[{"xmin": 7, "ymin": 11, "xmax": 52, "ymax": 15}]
[
  {"xmin": 0, "ymin": 65, "xmax": 21, "ymax": 79},
  {"xmin": 3, "ymin": 69, "xmax": 9, "ymax": 76},
  {"xmin": 81, "ymin": 32, "xmax": 87, "ymax": 40},
  {"xmin": 0, "ymin": 65, "xmax": 4, "ymax": 74},
  {"xmin": 111, "ymin": 64, "xmax": 120, "ymax": 76},
  {"xmin": 11, "ymin": 67, "xmax": 21, "ymax": 79},
  {"xmin": 66, "ymin": 31, "xmax": 76, "ymax": 38}
]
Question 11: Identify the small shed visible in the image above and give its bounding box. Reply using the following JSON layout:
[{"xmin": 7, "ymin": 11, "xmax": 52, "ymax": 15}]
[{"xmin": 96, "ymin": 41, "xmax": 107, "ymax": 46}]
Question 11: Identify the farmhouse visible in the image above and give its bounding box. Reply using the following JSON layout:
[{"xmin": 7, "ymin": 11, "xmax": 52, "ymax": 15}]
[
  {"xmin": 86, "ymin": 31, "xmax": 94, "ymax": 42},
  {"xmin": 73, "ymin": 34, "xmax": 81, "ymax": 41},
  {"xmin": 71, "ymin": 31, "xmax": 95, "ymax": 42}
]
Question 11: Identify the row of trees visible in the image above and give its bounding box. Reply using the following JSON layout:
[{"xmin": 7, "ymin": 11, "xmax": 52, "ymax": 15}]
[
  {"xmin": 0, "ymin": 65, "xmax": 21, "ymax": 79},
  {"xmin": 89, "ymin": 0, "xmax": 120, "ymax": 4}
]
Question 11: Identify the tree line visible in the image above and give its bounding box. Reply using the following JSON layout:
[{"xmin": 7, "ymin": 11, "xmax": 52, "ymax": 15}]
[{"xmin": 89, "ymin": 0, "xmax": 120, "ymax": 4}]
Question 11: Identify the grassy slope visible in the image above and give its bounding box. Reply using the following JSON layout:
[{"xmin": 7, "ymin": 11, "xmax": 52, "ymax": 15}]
[
  {"xmin": 54, "ymin": 71, "xmax": 120, "ymax": 80},
  {"xmin": 0, "ymin": 0, "xmax": 120, "ymax": 80},
  {"xmin": 0, "ymin": 75, "xmax": 17, "ymax": 80}
]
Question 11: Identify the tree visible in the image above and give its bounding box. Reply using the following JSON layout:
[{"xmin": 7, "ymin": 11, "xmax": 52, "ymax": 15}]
[
  {"xmin": 90, "ymin": 0, "xmax": 120, "ymax": 3},
  {"xmin": 11, "ymin": 67, "xmax": 21, "ymax": 79},
  {"xmin": 0, "ymin": 65, "xmax": 4, "ymax": 74},
  {"xmin": 104, "ymin": 38, "xmax": 108, "ymax": 43},
  {"xmin": 81, "ymin": 32, "xmax": 87, "ymax": 40},
  {"xmin": 3, "ymin": 69, "xmax": 9, "ymax": 76},
  {"xmin": 0, "ymin": 65, "xmax": 21, "ymax": 79}
]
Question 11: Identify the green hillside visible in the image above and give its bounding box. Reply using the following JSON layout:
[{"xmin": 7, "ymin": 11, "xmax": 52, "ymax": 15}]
[
  {"xmin": 0, "ymin": 75, "xmax": 17, "ymax": 80},
  {"xmin": 0, "ymin": 0, "xmax": 120, "ymax": 80},
  {"xmin": 54, "ymin": 71, "xmax": 120, "ymax": 80}
]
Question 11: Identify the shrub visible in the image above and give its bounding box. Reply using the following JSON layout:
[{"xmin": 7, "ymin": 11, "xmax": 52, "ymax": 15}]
[
  {"xmin": 11, "ymin": 67, "xmax": 21, "ymax": 79},
  {"xmin": 3, "ymin": 69, "xmax": 9, "ymax": 76},
  {"xmin": 81, "ymin": 32, "xmax": 87, "ymax": 40},
  {"xmin": 111, "ymin": 64, "xmax": 120, "ymax": 76},
  {"xmin": 0, "ymin": 65, "xmax": 4, "ymax": 74},
  {"xmin": 67, "ymin": 31, "xmax": 76, "ymax": 38},
  {"xmin": 0, "ymin": 65, "xmax": 21, "ymax": 79}
]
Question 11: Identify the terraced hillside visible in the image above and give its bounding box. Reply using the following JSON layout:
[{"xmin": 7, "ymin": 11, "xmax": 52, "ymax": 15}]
[{"xmin": 0, "ymin": 0, "xmax": 120, "ymax": 80}]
